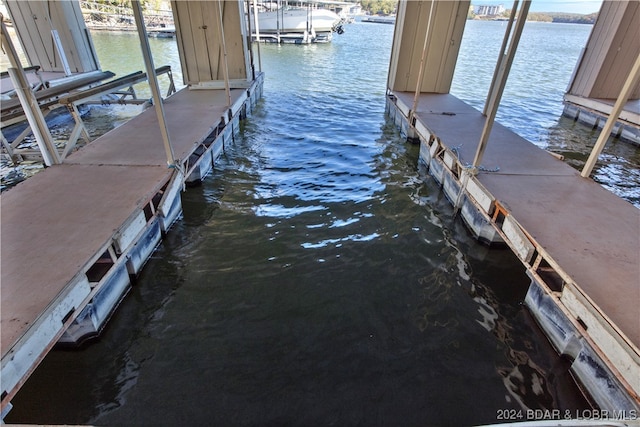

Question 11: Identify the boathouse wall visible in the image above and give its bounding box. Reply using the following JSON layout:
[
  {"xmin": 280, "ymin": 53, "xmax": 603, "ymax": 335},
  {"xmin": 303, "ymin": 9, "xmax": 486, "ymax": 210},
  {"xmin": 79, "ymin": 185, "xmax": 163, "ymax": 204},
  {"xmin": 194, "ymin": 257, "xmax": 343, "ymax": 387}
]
[
  {"xmin": 171, "ymin": 0, "xmax": 252, "ymax": 87},
  {"xmin": 387, "ymin": 0, "xmax": 469, "ymax": 94},
  {"xmin": 4, "ymin": 0, "xmax": 99, "ymax": 74},
  {"xmin": 567, "ymin": 0, "xmax": 640, "ymax": 100}
]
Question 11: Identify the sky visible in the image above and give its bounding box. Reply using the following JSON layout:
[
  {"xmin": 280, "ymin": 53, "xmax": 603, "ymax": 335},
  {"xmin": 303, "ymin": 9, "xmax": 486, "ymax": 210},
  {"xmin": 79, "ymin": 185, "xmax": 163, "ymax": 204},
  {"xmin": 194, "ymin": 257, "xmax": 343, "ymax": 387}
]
[{"xmin": 472, "ymin": 0, "xmax": 604, "ymax": 14}]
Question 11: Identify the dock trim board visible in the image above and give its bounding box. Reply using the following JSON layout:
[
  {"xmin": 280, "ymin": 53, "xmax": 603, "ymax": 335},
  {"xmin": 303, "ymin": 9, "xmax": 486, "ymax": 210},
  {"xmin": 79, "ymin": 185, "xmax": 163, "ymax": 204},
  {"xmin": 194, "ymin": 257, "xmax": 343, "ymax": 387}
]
[{"xmin": 386, "ymin": 91, "xmax": 640, "ymax": 410}]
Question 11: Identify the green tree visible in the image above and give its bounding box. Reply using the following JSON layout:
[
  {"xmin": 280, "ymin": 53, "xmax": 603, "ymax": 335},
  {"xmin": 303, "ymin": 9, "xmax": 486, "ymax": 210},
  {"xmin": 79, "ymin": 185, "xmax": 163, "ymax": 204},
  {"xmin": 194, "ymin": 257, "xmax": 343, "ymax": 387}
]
[{"xmin": 361, "ymin": 0, "xmax": 397, "ymax": 16}]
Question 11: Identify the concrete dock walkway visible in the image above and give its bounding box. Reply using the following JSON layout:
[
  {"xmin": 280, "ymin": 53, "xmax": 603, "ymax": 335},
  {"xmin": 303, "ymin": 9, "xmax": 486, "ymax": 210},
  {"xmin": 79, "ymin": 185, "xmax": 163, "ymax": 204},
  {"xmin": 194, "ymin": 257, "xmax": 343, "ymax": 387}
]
[
  {"xmin": 1, "ymin": 78, "xmax": 262, "ymax": 409},
  {"xmin": 388, "ymin": 91, "xmax": 639, "ymax": 408}
]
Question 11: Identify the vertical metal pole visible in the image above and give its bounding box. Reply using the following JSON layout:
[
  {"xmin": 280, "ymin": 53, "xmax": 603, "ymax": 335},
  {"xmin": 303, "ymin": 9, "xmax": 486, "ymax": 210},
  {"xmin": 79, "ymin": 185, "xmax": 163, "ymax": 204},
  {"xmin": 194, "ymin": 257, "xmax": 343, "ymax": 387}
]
[
  {"xmin": 215, "ymin": 0, "xmax": 232, "ymax": 107},
  {"xmin": 253, "ymin": 0, "xmax": 262, "ymax": 71},
  {"xmin": 483, "ymin": 0, "xmax": 518, "ymax": 116},
  {"xmin": 581, "ymin": 53, "xmax": 640, "ymax": 178},
  {"xmin": 0, "ymin": 15, "xmax": 60, "ymax": 165},
  {"xmin": 253, "ymin": 0, "xmax": 261, "ymax": 42},
  {"xmin": 471, "ymin": 0, "xmax": 530, "ymax": 169},
  {"xmin": 131, "ymin": 0, "xmax": 176, "ymax": 167},
  {"xmin": 277, "ymin": 0, "xmax": 281, "ymax": 44},
  {"xmin": 410, "ymin": 0, "xmax": 436, "ymax": 121},
  {"xmin": 51, "ymin": 29, "xmax": 72, "ymax": 76}
]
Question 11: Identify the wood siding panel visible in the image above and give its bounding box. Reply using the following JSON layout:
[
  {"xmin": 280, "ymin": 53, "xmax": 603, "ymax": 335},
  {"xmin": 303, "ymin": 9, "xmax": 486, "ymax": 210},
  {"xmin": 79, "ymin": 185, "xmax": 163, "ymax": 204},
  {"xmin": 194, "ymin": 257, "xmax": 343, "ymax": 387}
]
[
  {"xmin": 388, "ymin": 0, "xmax": 468, "ymax": 94},
  {"xmin": 569, "ymin": 2, "xmax": 617, "ymax": 96},
  {"xmin": 222, "ymin": 0, "xmax": 249, "ymax": 80},
  {"xmin": 5, "ymin": 1, "xmax": 97, "ymax": 73},
  {"xmin": 171, "ymin": 2, "xmax": 189, "ymax": 84},
  {"xmin": 171, "ymin": 0, "xmax": 249, "ymax": 85},
  {"xmin": 201, "ymin": 2, "xmax": 220, "ymax": 81},
  {"xmin": 592, "ymin": 2, "xmax": 640, "ymax": 98},
  {"xmin": 567, "ymin": 1, "xmax": 640, "ymax": 100},
  {"xmin": 432, "ymin": 1, "xmax": 468, "ymax": 93},
  {"xmin": 423, "ymin": 1, "xmax": 451, "ymax": 92},
  {"xmin": 389, "ymin": 0, "xmax": 421, "ymax": 92},
  {"xmin": 386, "ymin": 0, "xmax": 406, "ymax": 90},
  {"xmin": 50, "ymin": 1, "xmax": 98, "ymax": 72},
  {"xmin": 6, "ymin": 1, "xmax": 57, "ymax": 70}
]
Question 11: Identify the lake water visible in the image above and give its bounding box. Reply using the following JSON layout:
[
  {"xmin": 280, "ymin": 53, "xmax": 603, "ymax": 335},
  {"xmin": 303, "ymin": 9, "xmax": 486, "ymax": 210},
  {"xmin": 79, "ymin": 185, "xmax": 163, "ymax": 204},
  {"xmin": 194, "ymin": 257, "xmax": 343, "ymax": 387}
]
[{"xmin": 5, "ymin": 18, "xmax": 634, "ymax": 426}]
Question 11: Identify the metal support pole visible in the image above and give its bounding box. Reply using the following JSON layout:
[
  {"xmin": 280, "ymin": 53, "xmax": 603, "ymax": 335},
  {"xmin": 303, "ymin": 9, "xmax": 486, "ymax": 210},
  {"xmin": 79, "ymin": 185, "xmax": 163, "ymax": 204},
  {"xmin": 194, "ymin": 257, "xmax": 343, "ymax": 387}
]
[
  {"xmin": 277, "ymin": 0, "xmax": 281, "ymax": 44},
  {"xmin": 410, "ymin": 0, "xmax": 436, "ymax": 122},
  {"xmin": 1, "ymin": 14, "xmax": 61, "ymax": 165},
  {"xmin": 215, "ymin": 0, "xmax": 232, "ymax": 108},
  {"xmin": 581, "ymin": 53, "xmax": 640, "ymax": 178},
  {"xmin": 471, "ymin": 0, "xmax": 530, "ymax": 169},
  {"xmin": 252, "ymin": 0, "xmax": 261, "ymax": 42},
  {"xmin": 483, "ymin": 0, "xmax": 518, "ymax": 116},
  {"xmin": 131, "ymin": 1, "xmax": 176, "ymax": 168},
  {"xmin": 253, "ymin": 0, "xmax": 262, "ymax": 71}
]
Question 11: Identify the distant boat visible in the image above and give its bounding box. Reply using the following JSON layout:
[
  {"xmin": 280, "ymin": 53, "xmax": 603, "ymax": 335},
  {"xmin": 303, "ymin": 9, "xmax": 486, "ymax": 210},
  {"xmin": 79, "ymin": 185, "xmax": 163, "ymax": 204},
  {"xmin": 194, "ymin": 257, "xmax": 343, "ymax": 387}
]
[
  {"xmin": 148, "ymin": 27, "xmax": 176, "ymax": 38},
  {"xmin": 251, "ymin": 7, "xmax": 345, "ymax": 43},
  {"xmin": 361, "ymin": 15, "xmax": 396, "ymax": 25}
]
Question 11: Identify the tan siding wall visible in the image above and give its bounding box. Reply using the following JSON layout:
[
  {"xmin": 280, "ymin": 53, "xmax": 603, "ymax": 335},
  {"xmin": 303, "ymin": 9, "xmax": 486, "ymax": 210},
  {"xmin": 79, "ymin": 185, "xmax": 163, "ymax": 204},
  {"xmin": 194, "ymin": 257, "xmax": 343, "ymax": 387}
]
[
  {"xmin": 388, "ymin": 0, "xmax": 469, "ymax": 94},
  {"xmin": 567, "ymin": 1, "xmax": 640, "ymax": 100},
  {"xmin": 172, "ymin": 0, "xmax": 248, "ymax": 86},
  {"xmin": 5, "ymin": 0, "xmax": 98, "ymax": 73},
  {"xmin": 221, "ymin": 0, "xmax": 249, "ymax": 80}
]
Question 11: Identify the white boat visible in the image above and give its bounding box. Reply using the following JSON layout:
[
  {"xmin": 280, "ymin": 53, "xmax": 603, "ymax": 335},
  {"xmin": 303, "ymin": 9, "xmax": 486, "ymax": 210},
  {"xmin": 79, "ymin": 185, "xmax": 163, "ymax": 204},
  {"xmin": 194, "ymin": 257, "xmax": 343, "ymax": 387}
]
[
  {"xmin": 250, "ymin": 7, "xmax": 345, "ymax": 43},
  {"xmin": 148, "ymin": 27, "xmax": 176, "ymax": 38},
  {"xmin": 361, "ymin": 15, "xmax": 396, "ymax": 25}
]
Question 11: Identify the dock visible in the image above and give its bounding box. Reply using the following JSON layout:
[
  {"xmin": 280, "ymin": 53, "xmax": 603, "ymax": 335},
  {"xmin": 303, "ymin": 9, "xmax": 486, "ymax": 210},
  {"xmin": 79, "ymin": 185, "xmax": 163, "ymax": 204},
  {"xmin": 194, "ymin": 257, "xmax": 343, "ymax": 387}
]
[
  {"xmin": 563, "ymin": 95, "xmax": 640, "ymax": 144},
  {"xmin": 1, "ymin": 75, "xmax": 264, "ymax": 410},
  {"xmin": 386, "ymin": 91, "xmax": 640, "ymax": 409}
]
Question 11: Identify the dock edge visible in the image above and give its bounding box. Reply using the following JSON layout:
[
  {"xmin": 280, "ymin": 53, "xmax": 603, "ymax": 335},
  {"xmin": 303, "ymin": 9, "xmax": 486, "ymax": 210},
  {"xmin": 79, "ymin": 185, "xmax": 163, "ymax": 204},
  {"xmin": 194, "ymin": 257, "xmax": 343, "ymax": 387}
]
[
  {"xmin": 0, "ymin": 74, "xmax": 265, "ymax": 417},
  {"xmin": 385, "ymin": 91, "xmax": 640, "ymax": 412}
]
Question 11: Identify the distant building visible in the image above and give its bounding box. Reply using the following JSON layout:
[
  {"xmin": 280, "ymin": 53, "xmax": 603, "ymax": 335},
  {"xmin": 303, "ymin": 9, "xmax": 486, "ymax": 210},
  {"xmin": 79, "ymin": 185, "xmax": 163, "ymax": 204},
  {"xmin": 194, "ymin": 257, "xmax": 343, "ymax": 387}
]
[{"xmin": 473, "ymin": 4, "xmax": 505, "ymax": 16}]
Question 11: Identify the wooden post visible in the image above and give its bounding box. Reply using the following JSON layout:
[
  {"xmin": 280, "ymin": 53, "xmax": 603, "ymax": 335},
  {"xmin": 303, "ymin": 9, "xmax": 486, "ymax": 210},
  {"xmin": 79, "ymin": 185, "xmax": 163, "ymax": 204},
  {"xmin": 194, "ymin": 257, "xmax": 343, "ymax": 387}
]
[{"xmin": 581, "ymin": 53, "xmax": 640, "ymax": 178}]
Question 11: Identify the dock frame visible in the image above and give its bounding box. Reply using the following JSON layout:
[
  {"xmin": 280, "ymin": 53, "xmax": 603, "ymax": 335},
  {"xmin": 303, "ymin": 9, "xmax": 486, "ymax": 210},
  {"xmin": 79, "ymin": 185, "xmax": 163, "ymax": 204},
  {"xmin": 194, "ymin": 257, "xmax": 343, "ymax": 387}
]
[
  {"xmin": 386, "ymin": 90, "xmax": 640, "ymax": 411},
  {"xmin": 0, "ymin": 73, "xmax": 264, "ymax": 416}
]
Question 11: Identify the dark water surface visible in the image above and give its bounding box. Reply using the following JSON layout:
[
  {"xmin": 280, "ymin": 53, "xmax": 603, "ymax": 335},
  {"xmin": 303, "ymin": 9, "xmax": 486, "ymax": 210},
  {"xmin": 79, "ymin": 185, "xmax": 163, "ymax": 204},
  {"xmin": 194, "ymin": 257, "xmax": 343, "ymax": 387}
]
[{"xmin": 5, "ymin": 20, "xmax": 608, "ymax": 426}]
